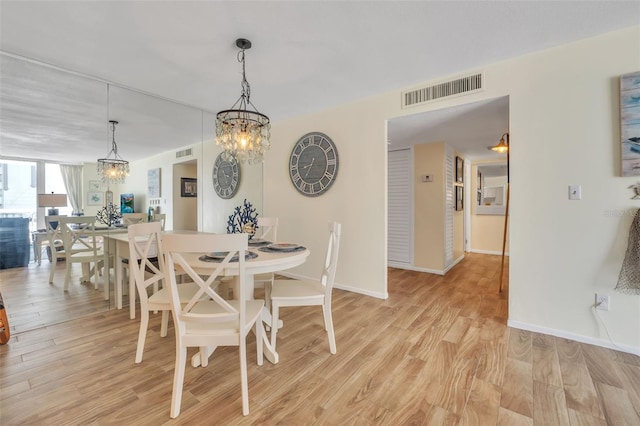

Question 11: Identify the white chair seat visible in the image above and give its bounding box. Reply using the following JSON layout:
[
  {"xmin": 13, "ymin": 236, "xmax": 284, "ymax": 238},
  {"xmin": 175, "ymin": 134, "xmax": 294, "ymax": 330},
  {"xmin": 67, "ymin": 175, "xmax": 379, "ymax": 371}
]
[
  {"xmin": 270, "ymin": 279, "xmax": 325, "ymax": 301},
  {"xmin": 187, "ymin": 300, "xmax": 264, "ymax": 333},
  {"xmin": 147, "ymin": 282, "xmax": 202, "ymax": 305},
  {"xmin": 269, "ymin": 221, "xmax": 341, "ymax": 355},
  {"xmin": 127, "ymin": 222, "xmax": 209, "ymax": 364},
  {"xmin": 60, "ymin": 216, "xmax": 105, "ymax": 292},
  {"xmin": 163, "ymin": 232, "xmax": 265, "ymax": 418}
]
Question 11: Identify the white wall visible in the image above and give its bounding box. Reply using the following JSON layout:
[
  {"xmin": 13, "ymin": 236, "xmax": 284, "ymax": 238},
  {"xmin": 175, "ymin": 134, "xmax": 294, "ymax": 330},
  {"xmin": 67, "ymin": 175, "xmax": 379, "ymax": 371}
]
[
  {"xmin": 113, "ymin": 114, "xmax": 263, "ymax": 234},
  {"xmin": 264, "ymin": 26, "xmax": 640, "ymax": 353}
]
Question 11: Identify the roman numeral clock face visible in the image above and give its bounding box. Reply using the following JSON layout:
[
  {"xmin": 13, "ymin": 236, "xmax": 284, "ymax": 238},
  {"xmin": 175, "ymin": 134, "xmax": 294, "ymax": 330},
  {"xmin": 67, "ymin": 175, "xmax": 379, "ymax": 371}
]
[
  {"xmin": 289, "ymin": 132, "xmax": 339, "ymax": 197},
  {"xmin": 212, "ymin": 153, "xmax": 240, "ymax": 199}
]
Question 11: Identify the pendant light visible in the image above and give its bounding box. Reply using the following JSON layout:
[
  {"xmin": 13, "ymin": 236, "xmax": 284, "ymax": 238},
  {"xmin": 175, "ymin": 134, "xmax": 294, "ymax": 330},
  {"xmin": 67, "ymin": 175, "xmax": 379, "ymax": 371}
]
[{"xmin": 215, "ymin": 38, "xmax": 271, "ymax": 165}]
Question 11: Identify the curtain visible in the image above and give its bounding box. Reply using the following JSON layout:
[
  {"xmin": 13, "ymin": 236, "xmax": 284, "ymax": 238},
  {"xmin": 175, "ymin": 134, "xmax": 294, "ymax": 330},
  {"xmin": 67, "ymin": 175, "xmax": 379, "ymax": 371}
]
[{"xmin": 59, "ymin": 164, "xmax": 83, "ymax": 214}]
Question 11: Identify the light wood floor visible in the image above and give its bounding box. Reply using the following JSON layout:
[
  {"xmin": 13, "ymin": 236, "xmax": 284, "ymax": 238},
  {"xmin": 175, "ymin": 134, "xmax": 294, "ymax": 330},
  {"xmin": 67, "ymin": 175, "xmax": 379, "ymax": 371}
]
[
  {"xmin": 1, "ymin": 253, "xmax": 639, "ymax": 425},
  {"xmin": 0, "ymin": 258, "xmax": 112, "ymax": 333}
]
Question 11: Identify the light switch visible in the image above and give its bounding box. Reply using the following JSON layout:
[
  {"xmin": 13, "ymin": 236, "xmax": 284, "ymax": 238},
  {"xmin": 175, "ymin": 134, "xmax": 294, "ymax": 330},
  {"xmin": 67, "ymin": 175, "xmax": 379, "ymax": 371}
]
[
  {"xmin": 569, "ymin": 185, "xmax": 582, "ymax": 200},
  {"xmin": 421, "ymin": 175, "xmax": 433, "ymax": 182}
]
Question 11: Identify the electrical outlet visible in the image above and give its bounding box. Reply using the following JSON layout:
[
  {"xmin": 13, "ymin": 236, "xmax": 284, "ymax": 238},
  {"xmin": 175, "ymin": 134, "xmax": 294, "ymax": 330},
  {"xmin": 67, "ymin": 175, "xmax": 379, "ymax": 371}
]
[{"xmin": 595, "ymin": 293, "xmax": 610, "ymax": 311}]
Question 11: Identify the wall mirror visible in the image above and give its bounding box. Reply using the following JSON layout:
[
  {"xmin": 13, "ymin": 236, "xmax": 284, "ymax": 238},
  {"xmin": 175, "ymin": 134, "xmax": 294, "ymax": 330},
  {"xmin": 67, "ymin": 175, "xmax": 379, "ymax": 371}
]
[
  {"xmin": 476, "ymin": 163, "xmax": 507, "ymax": 215},
  {"xmin": 0, "ymin": 54, "xmax": 263, "ymax": 333}
]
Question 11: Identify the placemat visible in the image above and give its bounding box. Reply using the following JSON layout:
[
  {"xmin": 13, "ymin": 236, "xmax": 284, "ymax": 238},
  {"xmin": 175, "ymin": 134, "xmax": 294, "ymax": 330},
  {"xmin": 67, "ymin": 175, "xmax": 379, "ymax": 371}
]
[
  {"xmin": 258, "ymin": 246, "xmax": 306, "ymax": 253},
  {"xmin": 198, "ymin": 251, "xmax": 258, "ymax": 263}
]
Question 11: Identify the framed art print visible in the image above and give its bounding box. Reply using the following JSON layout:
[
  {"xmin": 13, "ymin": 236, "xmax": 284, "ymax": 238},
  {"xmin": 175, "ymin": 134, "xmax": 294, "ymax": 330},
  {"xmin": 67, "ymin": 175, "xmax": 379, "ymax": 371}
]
[
  {"xmin": 181, "ymin": 178, "xmax": 197, "ymax": 197},
  {"xmin": 147, "ymin": 168, "xmax": 161, "ymax": 198},
  {"xmin": 456, "ymin": 156, "xmax": 463, "ymax": 183},
  {"xmin": 456, "ymin": 185, "xmax": 463, "ymax": 211},
  {"xmin": 621, "ymin": 71, "xmax": 640, "ymax": 176},
  {"xmin": 87, "ymin": 191, "xmax": 104, "ymax": 206}
]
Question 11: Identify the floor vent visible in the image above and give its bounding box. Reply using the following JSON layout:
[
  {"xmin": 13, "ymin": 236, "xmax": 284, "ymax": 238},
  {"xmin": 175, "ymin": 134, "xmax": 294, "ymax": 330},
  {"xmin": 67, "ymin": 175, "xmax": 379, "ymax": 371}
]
[
  {"xmin": 402, "ymin": 72, "xmax": 483, "ymax": 108},
  {"xmin": 176, "ymin": 148, "xmax": 193, "ymax": 159}
]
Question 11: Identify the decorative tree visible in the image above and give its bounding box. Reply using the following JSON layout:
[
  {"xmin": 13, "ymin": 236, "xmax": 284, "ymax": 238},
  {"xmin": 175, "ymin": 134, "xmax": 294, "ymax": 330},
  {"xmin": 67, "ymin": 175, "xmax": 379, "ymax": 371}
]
[
  {"xmin": 226, "ymin": 199, "xmax": 259, "ymax": 238},
  {"xmin": 96, "ymin": 203, "xmax": 122, "ymax": 227}
]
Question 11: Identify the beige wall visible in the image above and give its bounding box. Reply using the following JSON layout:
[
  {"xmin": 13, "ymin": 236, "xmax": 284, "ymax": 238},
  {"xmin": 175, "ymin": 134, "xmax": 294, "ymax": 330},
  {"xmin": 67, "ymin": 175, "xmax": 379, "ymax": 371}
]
[
  {"xmin": 413, "ymin": 142, "xmax": 446, "ymax": 270},
  {"xmin": 172, "ymin": 162, "xmax": 197, "ymax": 231},
  {"xmin": 101, "ymin": 26, "xmax": 639, "ymax": 353},
  {"xmin": 264, "ymin": 26, "xmax": 640, "ymax": 353}
]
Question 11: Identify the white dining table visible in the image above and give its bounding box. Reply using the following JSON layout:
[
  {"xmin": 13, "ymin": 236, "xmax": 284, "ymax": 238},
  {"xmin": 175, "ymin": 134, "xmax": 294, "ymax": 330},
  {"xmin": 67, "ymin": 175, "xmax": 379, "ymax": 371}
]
[{"xmin": 105, "ymin": 231, "xmax": 310, "ymax": 364}]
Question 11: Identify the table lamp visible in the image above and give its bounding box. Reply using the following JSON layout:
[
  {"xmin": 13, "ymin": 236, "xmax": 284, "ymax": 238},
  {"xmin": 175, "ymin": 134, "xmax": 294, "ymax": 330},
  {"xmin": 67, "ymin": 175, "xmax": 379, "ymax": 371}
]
[{"xmin": 37, "ymin": 193, "xmax": 67, "ymax": 216}]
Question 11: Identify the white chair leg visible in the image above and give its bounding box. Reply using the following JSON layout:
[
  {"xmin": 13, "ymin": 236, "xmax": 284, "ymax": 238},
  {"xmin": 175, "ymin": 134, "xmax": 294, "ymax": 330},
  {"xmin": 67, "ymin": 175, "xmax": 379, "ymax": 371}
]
[
  {"xmin": 93, "ymin": 261, "xmax": 99, "ymax": 290},
  {"xmin": 264, "ymin": 279, "xmax": 272, "ymax": 310},
  {"xmin": 49, "ymin": 250, "xmax": 56, "ymax": 283},
  {"xmin": 129, "ymin": 270, "xmax": 136, "ymax": 319},
  {"xmin": 64, "ymin": 264, "xmax": 71, "ymax": 291},
  {"xmin": 135, "ymin": 309, "xmax": 149, "ymax": 364},
  {"xmin": 200, "ymin": 347, "xmax": 209, "ymax": 367},
  {"xmin": 255, "ymin": 322, "xmax": 264, "ymax": 366},
  {"xmin": 322, "ymin": 304, "xmax": 337, "ymax": 354},
  {"xmin": 270, "ymin": 303, "xmax": 280, "ymax": 352},
  {"xmin": 240, "ymin": 340, "xmax": 249, "ymax": 416},
  {"xmin": 170, "ymin": 346, "xmax": 187, "ymax": 418},
  {"xmin": 160, "ymin": 310, "xmax": 169, "ymax": 337}
]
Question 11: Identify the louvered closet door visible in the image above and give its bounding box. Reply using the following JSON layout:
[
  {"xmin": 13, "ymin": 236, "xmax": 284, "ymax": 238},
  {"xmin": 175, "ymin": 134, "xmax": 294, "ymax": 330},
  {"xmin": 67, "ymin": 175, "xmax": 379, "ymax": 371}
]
[
  {"xmin": 388, "ymin": 149, "xmax": 412, "ymax": 264},
  {"xmin": 444, "ymin": 146, "xmax": 454, "ymax": 267}
]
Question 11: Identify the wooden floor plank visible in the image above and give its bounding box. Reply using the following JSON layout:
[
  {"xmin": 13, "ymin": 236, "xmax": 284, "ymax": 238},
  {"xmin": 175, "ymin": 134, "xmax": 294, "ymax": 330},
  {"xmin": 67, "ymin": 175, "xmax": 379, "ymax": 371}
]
[{"xmin": 1, "ymin": 253, "xmax": 639, "ymax": 425}]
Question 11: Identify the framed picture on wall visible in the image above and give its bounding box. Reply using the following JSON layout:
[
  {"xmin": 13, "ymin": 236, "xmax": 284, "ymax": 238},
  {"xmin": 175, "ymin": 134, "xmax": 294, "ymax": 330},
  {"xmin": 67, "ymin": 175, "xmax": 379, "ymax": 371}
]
[
  {"xmin": 87, "ymin": 191, "xmax": 104, "ymax": 206},
  {"xmin": 455, "ymin": 185, "xmax": 463, "ymax": 211},
  {"xmin": 181, "ymin": 177, "xmax": 197, "ymax": 197},
  {"xmin": 621, "ymin": 71, "xmax": 640, "ymax": 176},
  {"xmin": 147, "ymin": 168, "xmax": 161, "ymax": 198},
  {"xmin": 456, "ymin": 156, "xmax": 463, "ymax": 183}
]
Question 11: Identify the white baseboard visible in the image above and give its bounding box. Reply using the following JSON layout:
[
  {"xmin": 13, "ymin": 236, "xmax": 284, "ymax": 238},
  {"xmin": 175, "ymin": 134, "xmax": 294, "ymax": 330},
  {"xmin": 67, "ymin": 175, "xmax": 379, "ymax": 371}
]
[
  {"xmin": 508, "ymin": 320, "xmax": 640, "ymax": 356},
  {"xmin": 470, "ymin": 249, "xmax": 510, "ymax": 256},
  {"xmin": 388, "ymin": 255, "xmax": 465, "ymax": 275},
  {"xmin": 277, "ymin": 272, "xmax": 388, "ymax": 300},
  {"xmin": 387, "ymin": 262, "xmax": 444, "ymax": 275},
  {"xmin": 443, "ymin": 255, "xmax": 464, "ymax": 273}
]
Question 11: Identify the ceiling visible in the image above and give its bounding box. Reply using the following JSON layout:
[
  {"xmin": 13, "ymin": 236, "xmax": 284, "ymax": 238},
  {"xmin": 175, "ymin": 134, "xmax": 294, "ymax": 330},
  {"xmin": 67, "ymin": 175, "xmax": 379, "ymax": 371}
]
[{"xmin": 1, "ymin": 1, "xmax": 638, "ymax": 163}]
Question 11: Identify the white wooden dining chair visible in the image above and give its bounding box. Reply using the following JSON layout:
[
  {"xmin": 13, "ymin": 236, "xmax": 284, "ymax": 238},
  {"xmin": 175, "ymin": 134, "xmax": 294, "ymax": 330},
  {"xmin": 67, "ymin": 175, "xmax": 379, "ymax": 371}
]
[
  {"xmin": 163, "ymin": 232, "xmax": 265, "ymax": 418},
  {"xmin": 151, "ymin": 213, "xmax": 166, "ymax": 230},
  {"xmin": 253, "ymin": 217, "xmax": 278, "ymax": 305},
  {"xmin": 45, "ymin": 215, "xmax": 66, "ymax": 284},
  {"xmin": 127, "ymin": 222, "xmax": 202, "ymax": 363},
  {"xmin": 122, "ymin": 213, "xmax": 147, "ymax": 226},
  {"xmin": 59, "ymin": 216, "xmax": 104, "ymax": 292},
  {"xmin": 270, "ymin": 221, "xmax": 341, "ymax": 354}
]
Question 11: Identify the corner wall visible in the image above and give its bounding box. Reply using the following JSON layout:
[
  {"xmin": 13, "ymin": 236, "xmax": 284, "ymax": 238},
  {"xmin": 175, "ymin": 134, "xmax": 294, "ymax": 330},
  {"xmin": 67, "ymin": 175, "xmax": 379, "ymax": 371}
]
[{"xmin": 264, "ymin": 26, "xmax": 640, "ymax": 353}]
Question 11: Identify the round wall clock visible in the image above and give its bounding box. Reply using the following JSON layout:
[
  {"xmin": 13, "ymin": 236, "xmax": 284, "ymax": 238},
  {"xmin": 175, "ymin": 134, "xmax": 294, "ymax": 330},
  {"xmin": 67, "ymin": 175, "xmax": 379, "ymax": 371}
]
[
  {"xmin": 289, "ymin": 132, "xmax": 339, "ymax": 197},
  {"xmin": 212, "ymin": 152, "xmax": 240, "ymax": 199}
]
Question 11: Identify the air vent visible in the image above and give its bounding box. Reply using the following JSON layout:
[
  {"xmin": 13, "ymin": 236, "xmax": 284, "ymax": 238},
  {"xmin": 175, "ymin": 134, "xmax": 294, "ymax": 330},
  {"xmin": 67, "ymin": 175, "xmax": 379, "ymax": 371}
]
[
  {"xmin": 402, "ymin": 72, "xmax": 483, "ymax": 108},
  {"xmin": 176, "ymin": 148, "xmax": 193, "ymax": 159}
]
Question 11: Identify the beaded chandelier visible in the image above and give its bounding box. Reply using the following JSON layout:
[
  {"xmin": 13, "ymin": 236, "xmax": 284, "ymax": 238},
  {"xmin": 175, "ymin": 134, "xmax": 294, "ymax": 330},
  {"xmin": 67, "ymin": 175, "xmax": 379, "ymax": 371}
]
[
  {"xmin": 97, "ymin": 120, "xmax": 129, "ymax": 184},
  {"xmin": 215, "ymin": 38, "xmax": 270, "ymax": 165}
]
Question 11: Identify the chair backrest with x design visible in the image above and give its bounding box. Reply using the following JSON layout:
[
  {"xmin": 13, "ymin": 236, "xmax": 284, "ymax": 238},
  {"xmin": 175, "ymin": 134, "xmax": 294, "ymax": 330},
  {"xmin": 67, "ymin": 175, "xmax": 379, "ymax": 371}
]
[
  {"xmin": 321, "ymin": 221, "xmax": 342, "ymax": 297},
  {"xmin": 123, "ymin": 213, "xmax": 147, "ymax": 226},
  {"xmin": 256, "ymin": 217, "xmax": 278, "ymax": 242},
  {"xmin": 162, "ymin": 232, "xmax": 261, "ymax": 418},
  {"xmin": 127, "ymin": 221, "xmax": 162, "ymax": 309}
]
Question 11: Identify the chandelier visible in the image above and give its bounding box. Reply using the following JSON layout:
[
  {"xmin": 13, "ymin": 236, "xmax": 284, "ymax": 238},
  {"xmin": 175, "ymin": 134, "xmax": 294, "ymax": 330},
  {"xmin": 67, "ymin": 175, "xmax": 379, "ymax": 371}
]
[
  {"xmin": 97, "ymin": 120, "xmax": 129, "ymax": 184},
  {"xmin": 216, "ymin": 38, "xmax": 271, "ymax": 165}
]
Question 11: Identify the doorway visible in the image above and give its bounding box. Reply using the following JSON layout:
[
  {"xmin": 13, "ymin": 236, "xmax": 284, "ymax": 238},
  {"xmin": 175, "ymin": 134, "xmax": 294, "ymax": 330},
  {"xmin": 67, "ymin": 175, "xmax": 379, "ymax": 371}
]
[
  {"xmin": 386, "ymin": 96, "xmax": 510, "ymax": 277},
  {"xmin": 172, "ymin": 160, "xmax": 197, "ymax": 231}
]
